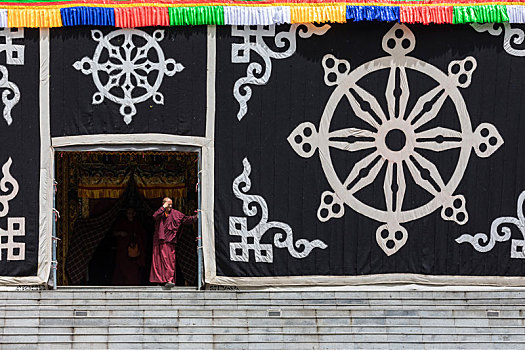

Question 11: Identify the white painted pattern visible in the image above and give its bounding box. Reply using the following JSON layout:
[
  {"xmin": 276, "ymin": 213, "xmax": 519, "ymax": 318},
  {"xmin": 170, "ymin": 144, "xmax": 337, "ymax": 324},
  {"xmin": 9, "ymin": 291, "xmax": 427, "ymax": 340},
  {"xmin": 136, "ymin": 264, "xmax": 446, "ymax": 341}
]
[
  {"xmin": 232, "ymin": 24, "xmax": 329, "ymax": 121},
  {"xmin": 229, "ymin": 157, "xmax": 327, "ymax": 263},
  {"xmin": 73, "ymin": 29, "xmax": 184, "ymax": 125},
  {"xmin": 472, "ymin": 23, "xmax": 525, "ymax": 57},
  {"xmin": 456, "ymin": 190, "xmax": 525, "ymax": 258},
  {"xmin": 0, "ymin": 28, "xmax": 24, "ymax": 126},
  {"xmin": 0, "ymin": 217, "xmax": 25, "ymax": 261},
  {"xmin": 288, "ymin": 24, "xmax": 503, "ymax": 256},
  {"xmin": 0, "ymin": 157, "xmax": 24, "ymax": 261},
  {"xmin": 0, "ymin": 157, "xmax": 18, "ymax": 217}
]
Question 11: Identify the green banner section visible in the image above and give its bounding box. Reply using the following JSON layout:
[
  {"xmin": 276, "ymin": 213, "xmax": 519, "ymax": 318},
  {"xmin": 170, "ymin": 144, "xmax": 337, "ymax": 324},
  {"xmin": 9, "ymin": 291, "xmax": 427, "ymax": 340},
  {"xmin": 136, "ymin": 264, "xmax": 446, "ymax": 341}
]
[
  {"xmin": 169, "ymin": 6, "xmax": 224, "ymax": 25},
  {"xmin": 453, "ymin": 5, "xmax": 508, "ymax": 23}
]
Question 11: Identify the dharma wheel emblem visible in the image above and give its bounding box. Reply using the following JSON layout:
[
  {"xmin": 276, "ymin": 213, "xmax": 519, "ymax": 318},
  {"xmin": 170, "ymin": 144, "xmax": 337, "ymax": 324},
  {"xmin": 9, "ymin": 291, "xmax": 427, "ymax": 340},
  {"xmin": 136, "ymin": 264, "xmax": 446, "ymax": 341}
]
[
  {"xmin": 288, "ymin": 24, "xmax": 504, "ymax": 256},
  {"xmin": 74, "ymin": 29, "xmax": 184, "ymax": 125}
]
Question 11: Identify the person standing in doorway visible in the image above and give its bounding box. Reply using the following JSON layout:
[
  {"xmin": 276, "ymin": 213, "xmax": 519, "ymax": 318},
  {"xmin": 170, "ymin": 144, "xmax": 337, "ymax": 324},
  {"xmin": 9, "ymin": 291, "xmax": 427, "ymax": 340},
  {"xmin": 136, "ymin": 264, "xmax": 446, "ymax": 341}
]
[
  {"xmin": 112, "ymin": 207, "xmax": 146, "ymax": 286},
  {"xmin": 150, "ymin": 197, "xmax": 197, "ymax": 288}
]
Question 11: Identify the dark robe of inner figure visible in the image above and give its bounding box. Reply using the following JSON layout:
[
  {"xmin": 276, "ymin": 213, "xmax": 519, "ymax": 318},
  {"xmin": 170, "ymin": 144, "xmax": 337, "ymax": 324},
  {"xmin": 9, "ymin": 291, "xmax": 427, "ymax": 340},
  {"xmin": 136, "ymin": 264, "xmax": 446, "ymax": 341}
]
[{"xmin": 112, "ymin": 207, "xmax": 146, "ymax": 286}]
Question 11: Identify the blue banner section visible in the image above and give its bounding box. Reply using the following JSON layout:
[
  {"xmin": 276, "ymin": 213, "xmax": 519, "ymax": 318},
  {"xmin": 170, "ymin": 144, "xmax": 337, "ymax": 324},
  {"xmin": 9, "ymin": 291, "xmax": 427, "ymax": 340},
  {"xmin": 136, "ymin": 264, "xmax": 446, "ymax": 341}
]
[
  {"xmin": 346, "ymin": 6, "xmax": 400, "ymax": 22},
  {"xmin": 60, "ymin": 7, "xmax": 115, "ymax": 26}
]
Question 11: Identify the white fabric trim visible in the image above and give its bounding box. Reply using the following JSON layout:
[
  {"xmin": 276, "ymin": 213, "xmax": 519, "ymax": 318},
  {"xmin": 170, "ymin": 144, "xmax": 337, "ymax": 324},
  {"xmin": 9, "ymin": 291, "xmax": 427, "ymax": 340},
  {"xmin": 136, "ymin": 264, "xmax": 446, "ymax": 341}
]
[
  {"xmin": 224, "ymin": 7, "xmax": 291, "ymax": 25},
  {"xmin": 0, "ymin": 10, "xmax": 7, "ymax": 28},
  {"xmin": 52, "ymin": 134, "xmax": 208, "ymax": 148},
  {"xmin": 202, "ymin": 25, "xmax": 217, "ymax": 284},
  {"xmin": 206, "ymin": 284, "xmax": 525, "ymax": 292},
  {"xmin": 39, "ymin": 29, "xmax": 53, "ymax": 286},
  {"xmin": 507, "ymin": 5, "xmax": 525, "ymax": 23},
  {"xmin": 208, "ymin": 273, "xmax": 525, "ymax": 287}
]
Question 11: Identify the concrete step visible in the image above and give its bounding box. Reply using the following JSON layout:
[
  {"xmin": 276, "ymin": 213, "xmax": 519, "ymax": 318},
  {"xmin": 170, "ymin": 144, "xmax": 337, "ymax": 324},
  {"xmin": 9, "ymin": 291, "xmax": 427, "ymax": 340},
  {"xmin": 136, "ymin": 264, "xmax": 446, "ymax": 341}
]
[
  {"xmin": 6, "ymin": 290, "xmax": 525, "ymax": 299},
  {"xmin": 3, "ymin": 325, "xmax": 525, "ymax": 334},
  {"xmin": 3, "ymin": 328, "xmax": 525, "ymax": 336},
  {"xmin": 3, "ymin": 340, "xmax": 525, "ymax": 349},
  {"xmin": 2, "ymin": 308, "xmax": 522, "ymax": 317}
]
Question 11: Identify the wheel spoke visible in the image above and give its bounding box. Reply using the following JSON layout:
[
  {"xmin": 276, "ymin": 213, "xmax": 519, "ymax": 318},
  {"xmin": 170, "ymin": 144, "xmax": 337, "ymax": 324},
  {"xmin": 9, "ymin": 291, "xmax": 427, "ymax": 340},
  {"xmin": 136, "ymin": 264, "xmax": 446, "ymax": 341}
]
[
  {"xmin": 406, "ymin": 86, "xmax": 447, "ymax": 129},
  {"xmin": 385, "ymin": 67, "xmax": 410, "ymax": 120},
  {"xmin": 106, "ymin": 41, "xmax": 122, "ymax": 61},
  {"xmin": 132, "ymin": 41, "xmax": 154, "ymax": 63},
  {"xmin": 406, "ymin": 152, "xmax": 446, "ymax": 196},
  {"xmin": 384, "ymin": 161, "xmax": 406, "ymax": 213},
  {"xmin": 123, "ymin": 33, "xmax": 134, "ymax": 61},
  {"xmin": 345, "ymin": 85, "xmax": 387, "ymax": 130},
  {"xmin": 343, "ymin": 152, "xmax": 384, "ymax": 194},
  {"xmin": 328, "ymin": 128, "xmax": 376, "ymax": 152},
  {"xmin": 102, "ymin": 70, "xmax": 125, "ymax": 91},
  {"xmin": 132, "ymin": 71, "xmax": 151, "ymax": 90},
  {"xmin": 135, "ymin": 61, "xmax": 162, "ymax": 74},
  {"xmin": 98, "ymin": 62, "xmax": 123, "ymax": 74},
  {"xmin": 396, "ymin": 162, "xmax": 406, "ymax": 213},
  {"xmin": 122, "ymin": 73, "xmax": 133, "ymax": 99},
  {"xmin": 415, "ymin": 127, "xmax": 463, "ymax": 152}
]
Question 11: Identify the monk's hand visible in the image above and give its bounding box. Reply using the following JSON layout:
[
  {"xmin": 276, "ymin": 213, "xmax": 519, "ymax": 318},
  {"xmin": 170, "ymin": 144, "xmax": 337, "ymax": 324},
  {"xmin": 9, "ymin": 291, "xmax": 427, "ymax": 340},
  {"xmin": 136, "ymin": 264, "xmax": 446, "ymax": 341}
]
[{"xmin": 163, "ymin": 202, "xmax": 169, "ymax": 209}]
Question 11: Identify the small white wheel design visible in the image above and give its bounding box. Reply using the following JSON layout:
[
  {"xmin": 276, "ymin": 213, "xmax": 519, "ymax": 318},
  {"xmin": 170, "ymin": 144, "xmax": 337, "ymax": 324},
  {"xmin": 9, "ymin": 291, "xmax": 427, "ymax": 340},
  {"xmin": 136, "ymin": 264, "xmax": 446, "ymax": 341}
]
[
  {"xmin": 288, "ymin": 24, "xmax": 503, "ymax": 255},
  {"xmin": 74, "ymin": 29, "xmax": 184, "ymax": 124}
]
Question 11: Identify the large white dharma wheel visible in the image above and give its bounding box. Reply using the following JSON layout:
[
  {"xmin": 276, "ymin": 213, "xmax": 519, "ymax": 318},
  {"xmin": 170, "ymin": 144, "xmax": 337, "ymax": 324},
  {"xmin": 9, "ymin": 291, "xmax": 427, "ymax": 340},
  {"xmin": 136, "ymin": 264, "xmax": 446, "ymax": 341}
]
[{"xmin": 288, "ymin": 24, "xmax": 503, "ymax": 256}]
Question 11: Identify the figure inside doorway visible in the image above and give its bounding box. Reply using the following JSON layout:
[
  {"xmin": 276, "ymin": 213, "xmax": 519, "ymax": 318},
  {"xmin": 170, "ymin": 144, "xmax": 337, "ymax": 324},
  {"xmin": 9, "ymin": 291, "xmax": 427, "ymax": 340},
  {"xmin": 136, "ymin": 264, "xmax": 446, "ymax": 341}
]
[
  {"xmin": 150, "ymin": 197, "xmax": 197, "ymax": 288},
  {"xmin": 112, "ymin": 207, "xmax": 146, "ymax": 286}
]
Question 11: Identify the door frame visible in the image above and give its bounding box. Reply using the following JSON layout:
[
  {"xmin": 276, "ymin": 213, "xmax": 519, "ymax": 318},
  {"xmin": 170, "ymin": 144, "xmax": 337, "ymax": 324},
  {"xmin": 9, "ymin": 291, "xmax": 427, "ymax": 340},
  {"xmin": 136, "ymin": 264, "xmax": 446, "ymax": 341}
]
[{"xmin": 51, "ymin": 135, "xmax": 212, "ymax": 289}]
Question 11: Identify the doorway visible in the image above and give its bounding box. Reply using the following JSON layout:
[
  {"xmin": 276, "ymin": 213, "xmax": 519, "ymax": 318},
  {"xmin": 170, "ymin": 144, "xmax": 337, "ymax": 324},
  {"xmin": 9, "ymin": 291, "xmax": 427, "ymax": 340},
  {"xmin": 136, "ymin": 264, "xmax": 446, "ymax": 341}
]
[{"xmin": 54, "ymin": 150, "xmax": 199, "ymax": 287}]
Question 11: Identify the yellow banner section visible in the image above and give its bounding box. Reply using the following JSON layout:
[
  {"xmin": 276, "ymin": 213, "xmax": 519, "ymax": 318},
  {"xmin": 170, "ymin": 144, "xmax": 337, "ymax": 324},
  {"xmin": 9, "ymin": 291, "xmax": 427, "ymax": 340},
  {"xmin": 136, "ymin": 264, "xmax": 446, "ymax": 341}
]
[
  {"xmin": 8, "ymin": 8, "xmax": 62, "ymax": 27},
  {"xmin": 290, "ymin": 5, "xmax": 346, "ymax": 23}
]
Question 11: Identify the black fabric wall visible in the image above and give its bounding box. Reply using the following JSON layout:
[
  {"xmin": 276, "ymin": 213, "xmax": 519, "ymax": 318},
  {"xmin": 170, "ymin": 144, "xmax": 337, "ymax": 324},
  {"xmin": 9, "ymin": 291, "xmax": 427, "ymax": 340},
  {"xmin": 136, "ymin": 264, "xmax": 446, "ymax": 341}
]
[
  {"xmin": 214, "ymin": 23, "xmax": 525, "ymax": 278},
  {"xmin": 50, "ymin": 27, "xmax": 207, "ymax": 137},
  {"xmin": 0, "ymin": 29, "xmax": 40, "ymax": 276},
  {"xmin": 4, "ymin": 23, "xmax": 525, "ymax": 282}
]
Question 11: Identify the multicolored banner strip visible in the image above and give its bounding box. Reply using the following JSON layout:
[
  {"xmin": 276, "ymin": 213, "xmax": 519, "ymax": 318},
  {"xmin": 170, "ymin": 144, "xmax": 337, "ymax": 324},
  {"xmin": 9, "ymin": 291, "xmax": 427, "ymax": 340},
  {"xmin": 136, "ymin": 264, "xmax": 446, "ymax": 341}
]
[{"xmin": 1, "ymin": 3, "xmax": 524, "ymax": 27}]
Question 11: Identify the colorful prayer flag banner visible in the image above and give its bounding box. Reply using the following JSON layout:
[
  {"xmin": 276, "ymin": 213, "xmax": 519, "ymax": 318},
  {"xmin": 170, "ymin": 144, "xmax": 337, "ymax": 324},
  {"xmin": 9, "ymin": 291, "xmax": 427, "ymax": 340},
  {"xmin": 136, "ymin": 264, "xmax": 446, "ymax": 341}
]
[{"xmin": 0, "ymin": 0, "xmax": 524, "ymax": 27}]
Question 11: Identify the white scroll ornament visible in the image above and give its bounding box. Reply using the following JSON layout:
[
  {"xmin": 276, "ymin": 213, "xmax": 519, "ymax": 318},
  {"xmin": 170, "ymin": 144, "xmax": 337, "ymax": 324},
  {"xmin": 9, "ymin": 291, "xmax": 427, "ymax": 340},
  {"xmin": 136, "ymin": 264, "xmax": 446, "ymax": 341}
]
[
  {"xmin": 472, "ymin": 23, "xmax": 525, "ymax": 57},
  {"xmin": 0, "ymin": 28, "xmax": 24, "ymax": 126},
  {"xmin": 0, "ymin": 157, "xmax": 25, "ymax": 261},
  {"xmin": 229, "ymin": 158, "xmax": 327, "ymax": 263},
  {"xmin": 232, "ymin": 24, "xmax": 330, "ymax": 121},
  {"xmin": 456, "ymin": 190, "xmax": 525, "ymax": 258}
]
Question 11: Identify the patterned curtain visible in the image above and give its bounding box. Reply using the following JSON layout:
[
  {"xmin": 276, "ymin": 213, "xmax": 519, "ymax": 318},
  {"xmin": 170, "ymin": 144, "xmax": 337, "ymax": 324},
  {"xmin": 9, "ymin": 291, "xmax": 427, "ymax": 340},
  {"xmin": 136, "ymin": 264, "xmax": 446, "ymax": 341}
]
[{"xmin": 78, "ymin": 162, "xmax": 187, "ymax": 207}]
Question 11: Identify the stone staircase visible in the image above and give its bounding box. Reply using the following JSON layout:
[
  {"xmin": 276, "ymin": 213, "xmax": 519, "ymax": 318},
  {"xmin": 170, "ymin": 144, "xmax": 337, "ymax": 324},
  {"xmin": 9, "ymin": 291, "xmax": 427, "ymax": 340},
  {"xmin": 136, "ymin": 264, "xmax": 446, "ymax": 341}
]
[{"xmin": 2, "ymin": 286, "xmax": 525, "ymax": 349}]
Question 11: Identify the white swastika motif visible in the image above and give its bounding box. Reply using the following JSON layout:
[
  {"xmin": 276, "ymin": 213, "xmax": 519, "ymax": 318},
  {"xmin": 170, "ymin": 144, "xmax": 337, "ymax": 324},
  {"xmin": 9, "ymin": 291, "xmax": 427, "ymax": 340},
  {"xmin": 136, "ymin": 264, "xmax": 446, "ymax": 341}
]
[
  {"xmin": 0, "ymin": 28, "xmax": 24, "ymax": 65},
  {"xmin": 0, "ymin": 217, "xmax": 25, "ymax": 260}
]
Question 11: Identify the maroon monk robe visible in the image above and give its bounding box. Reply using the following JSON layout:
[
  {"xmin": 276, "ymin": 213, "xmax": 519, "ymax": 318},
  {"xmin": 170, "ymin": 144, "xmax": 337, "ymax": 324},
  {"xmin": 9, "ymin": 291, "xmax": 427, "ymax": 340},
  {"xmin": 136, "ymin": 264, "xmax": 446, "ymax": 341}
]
[{"xmin": 149, "ymin": 206, "xmax": 197, "ymax": 284}]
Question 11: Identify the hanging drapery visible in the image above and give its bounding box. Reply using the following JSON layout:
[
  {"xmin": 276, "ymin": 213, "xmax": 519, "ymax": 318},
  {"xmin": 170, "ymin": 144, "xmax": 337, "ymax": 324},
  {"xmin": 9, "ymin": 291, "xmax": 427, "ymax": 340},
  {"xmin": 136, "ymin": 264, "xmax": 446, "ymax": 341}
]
[
  {"xmin": 134, "ymin": 166, "xmax": 186, "ymax": 202},
  {"xmin": 66, "ymin": 197, "xmax": 124, "ymax": 285},
  {"xmin": 77, "ymin": 163, "xmax": 187, "ymax": 206},
  {"xmin": 78, "ymin": 165, "xmax": 132, "ymax": 199}
]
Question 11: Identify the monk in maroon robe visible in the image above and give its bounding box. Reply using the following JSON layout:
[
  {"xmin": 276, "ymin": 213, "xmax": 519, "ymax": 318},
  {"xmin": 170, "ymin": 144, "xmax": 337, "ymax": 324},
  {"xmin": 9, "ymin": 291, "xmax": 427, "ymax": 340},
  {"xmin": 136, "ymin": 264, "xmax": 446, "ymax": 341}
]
[{"xmin": 150, "ymin": 197, "xmax": 197, "ymax": 287}]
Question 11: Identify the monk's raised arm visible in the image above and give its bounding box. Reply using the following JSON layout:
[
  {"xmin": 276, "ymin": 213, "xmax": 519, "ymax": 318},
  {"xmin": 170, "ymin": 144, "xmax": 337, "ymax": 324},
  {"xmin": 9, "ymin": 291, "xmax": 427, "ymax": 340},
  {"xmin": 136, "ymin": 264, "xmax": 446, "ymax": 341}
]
[{"xmin": 153, "ymin": 206, "xmax": 165, "ymax": 220}]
